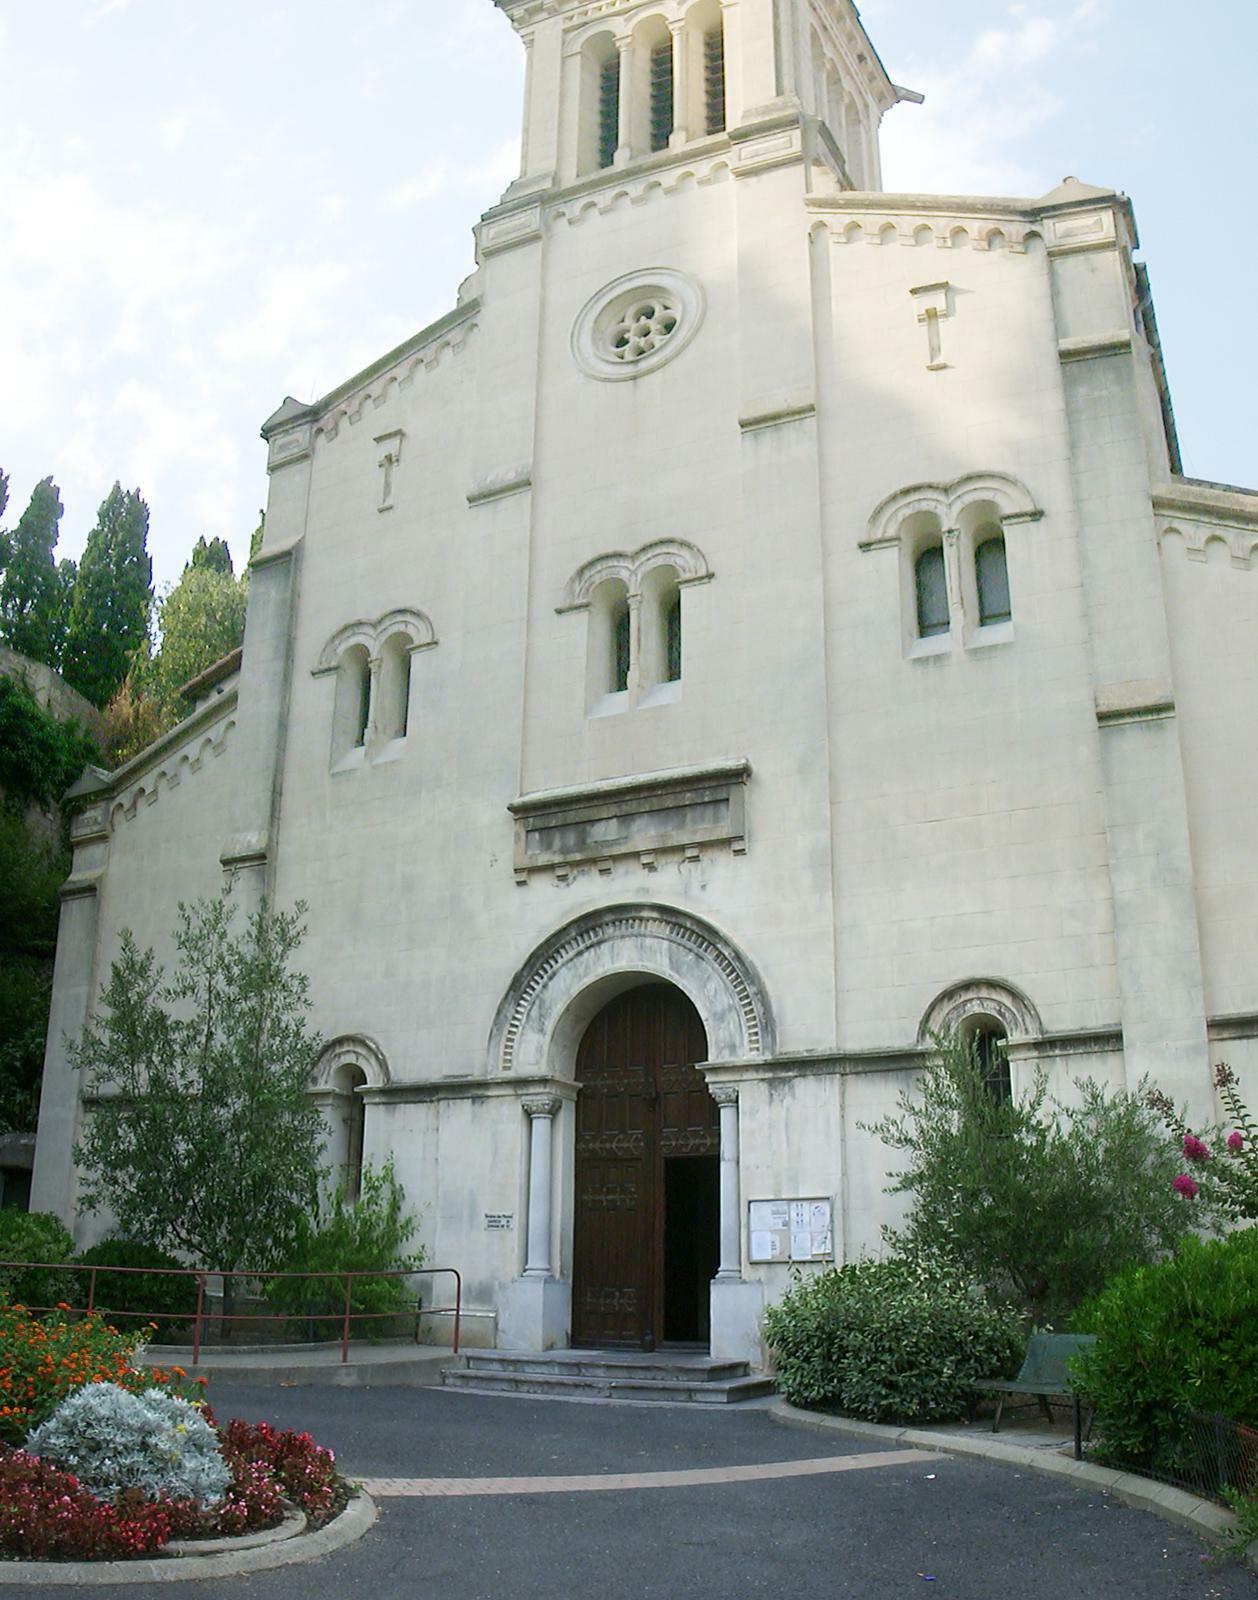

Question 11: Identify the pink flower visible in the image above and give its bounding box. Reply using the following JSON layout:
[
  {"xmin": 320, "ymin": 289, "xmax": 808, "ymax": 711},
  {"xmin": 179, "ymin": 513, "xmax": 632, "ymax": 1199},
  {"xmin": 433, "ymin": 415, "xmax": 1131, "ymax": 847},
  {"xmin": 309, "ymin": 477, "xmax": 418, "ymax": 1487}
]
[
  {"xmin": 1227, "ymin": 1131, "xmax": 1245, "ymax": 1154},
  {"xmin": 1172, "ymin": 1174, "xmax": 1199, "ymax": 1199},
  {"xmin": 1182, "ymin": 1134, "xmax": 1212, "ymax": 1163}
]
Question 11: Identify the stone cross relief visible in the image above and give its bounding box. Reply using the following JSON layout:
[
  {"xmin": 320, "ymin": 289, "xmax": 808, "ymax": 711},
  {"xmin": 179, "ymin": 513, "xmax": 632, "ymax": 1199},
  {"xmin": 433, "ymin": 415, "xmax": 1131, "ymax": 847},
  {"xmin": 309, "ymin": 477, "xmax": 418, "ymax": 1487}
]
[
  {"xmin": 374, "ymin": 429, "xmax": 405, "ymax": 513},
  {"xmin": 910, "ymin": 282, "xmax": 953, "ymax": 372}
]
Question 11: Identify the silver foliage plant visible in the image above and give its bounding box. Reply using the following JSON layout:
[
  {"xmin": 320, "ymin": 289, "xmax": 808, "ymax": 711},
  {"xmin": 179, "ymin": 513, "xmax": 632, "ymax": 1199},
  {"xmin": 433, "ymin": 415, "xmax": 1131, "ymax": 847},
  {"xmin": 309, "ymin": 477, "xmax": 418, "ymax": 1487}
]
[{"xmin": 26, "ymin": 1383, "xmax": 230, "ymax": 1506}]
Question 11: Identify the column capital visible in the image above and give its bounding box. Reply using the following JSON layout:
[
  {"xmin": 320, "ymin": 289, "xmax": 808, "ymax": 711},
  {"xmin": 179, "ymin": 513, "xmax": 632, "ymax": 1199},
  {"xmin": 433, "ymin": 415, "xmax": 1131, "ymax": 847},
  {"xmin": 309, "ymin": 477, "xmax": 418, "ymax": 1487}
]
[
  {"xmin": 711, "ymin": 1084, "xmax": 739, "ymax": 1107},
  {"xmin": 522, "ymin": 1095, "xmax": 562, "ymax": 1120}
]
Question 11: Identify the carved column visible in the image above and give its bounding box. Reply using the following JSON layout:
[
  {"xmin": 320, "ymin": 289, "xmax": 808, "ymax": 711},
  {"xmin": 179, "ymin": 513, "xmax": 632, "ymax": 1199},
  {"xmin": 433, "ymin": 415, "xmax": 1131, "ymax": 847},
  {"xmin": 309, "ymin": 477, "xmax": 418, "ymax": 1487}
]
[
  {"xmin": 668, "ymin": 20, "xmax": 689, "ymax": 147},
  {"xmin": 943, "ymin": 527, "xmax": 964, "ymax": 633},
  {"xmin": 712, "ymin": 1085, "xmax": 741, "ymax": 1279},
  {"xmin": 522, "ymin": 1096, "xmax": 561, "ymax": 1277},
  {"xmin": 615, "ymin": 37, "xmax": 635, "ymax": 166}
]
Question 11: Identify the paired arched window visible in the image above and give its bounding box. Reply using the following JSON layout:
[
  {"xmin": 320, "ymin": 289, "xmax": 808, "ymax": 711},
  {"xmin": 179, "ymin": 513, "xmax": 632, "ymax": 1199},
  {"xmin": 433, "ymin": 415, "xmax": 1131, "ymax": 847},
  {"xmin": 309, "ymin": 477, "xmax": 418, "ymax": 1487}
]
[
  {"xmin": 563, "ymin": 540, "xmax": 711, "ymax": 714},
  {"xmin": 315, "ymin": 609, "xmax": 436, "ymax": 769},
  {"xmin": 861, "ymin": 477, "xmax": 1036, "ymax": 653}
]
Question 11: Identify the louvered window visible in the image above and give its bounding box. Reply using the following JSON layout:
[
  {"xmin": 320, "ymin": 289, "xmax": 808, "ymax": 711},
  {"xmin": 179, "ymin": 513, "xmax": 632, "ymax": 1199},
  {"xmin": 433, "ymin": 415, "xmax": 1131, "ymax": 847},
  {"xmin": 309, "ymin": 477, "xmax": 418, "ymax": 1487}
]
[
  {"xmin": 976, "ymin": 535, "xmax": 1011, "ymax": 625},
  {"xmin": 705, "ymin": 27, "xmax": 726, "ymax": 134},
  {"xmin": 915, "ymin": 546, "xmax": 949, "ymax": 638},
  {"xmin": 599, "ymin": 57, "xmax": 620, "ymax": 169},
  {"xmin": 650, "ymin": 43, "xmax": 673, "ymax": 152}
]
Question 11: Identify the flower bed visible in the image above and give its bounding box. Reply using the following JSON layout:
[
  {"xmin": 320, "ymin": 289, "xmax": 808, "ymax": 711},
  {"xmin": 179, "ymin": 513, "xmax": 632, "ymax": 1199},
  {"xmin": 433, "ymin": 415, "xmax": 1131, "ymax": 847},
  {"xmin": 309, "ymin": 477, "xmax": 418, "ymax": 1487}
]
[{"xmin": 0, "ymin": 1301, "xmax": 349, "ymax": 1563}]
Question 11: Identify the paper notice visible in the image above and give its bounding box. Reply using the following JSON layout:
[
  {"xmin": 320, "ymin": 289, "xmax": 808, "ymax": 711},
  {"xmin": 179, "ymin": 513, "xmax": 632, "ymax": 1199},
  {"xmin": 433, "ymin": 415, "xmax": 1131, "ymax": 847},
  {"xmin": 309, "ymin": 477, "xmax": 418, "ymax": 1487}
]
[
  {"xmin": 751, "ymin": 1231, "xmax": 776, "ymax": 1261},
  {"xmin": 790, "ymin": 1231, "xmax": 812, "ymax": 1260},
  {"xmin": 810, "ymin": 1202, "xmax": 830, "ymax": 1232}
]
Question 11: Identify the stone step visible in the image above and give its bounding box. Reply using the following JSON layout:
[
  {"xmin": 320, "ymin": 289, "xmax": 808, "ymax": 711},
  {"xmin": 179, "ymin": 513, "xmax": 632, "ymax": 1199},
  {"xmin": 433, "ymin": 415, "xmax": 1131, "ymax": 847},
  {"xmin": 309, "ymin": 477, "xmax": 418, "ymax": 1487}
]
[
  {"xmin": 457, "ymin": 1350, "xmax": 752, "ymax": 1384},
  {"xmin": 441, "ymin": 1367, "xmax": 776, "ymax": 1405}
]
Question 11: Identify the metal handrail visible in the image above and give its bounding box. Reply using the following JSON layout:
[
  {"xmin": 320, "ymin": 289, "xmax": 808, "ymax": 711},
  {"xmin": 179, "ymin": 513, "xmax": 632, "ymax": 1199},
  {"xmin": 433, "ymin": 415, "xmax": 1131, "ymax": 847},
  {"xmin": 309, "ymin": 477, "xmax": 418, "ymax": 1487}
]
[{"xmin": 1, "ymin": 1261, "xmax": 463, "ymax": 1363}]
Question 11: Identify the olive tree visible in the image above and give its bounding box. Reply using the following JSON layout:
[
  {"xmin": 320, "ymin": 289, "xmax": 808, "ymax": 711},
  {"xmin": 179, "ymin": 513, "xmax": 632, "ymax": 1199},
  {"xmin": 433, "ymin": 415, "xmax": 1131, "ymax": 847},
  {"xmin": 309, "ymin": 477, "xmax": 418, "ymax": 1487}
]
[{"xmin": 72, "ymin": 897, "xmax": 326, "ymax": 1284}]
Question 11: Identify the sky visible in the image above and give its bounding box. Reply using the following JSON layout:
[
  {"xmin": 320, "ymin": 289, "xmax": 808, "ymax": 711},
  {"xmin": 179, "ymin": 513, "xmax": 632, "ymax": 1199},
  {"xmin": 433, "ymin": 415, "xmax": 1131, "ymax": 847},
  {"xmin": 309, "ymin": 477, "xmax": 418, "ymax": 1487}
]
[{"xmin": 1, "ymin": 0, "xmax": 1253, "ymax": 591}]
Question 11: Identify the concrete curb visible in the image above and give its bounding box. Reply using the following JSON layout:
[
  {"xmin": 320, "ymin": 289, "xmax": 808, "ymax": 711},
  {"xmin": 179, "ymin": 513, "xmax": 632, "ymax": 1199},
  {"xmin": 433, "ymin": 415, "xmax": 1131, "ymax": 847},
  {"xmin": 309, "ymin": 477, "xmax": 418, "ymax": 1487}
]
[
  {"xmin": 769, "ymin": 1400, "xmax": 1258, "ymax": 1574},
  {"xmin": 0, "ymin": 1490, "xmax": 377, "ymax": 1586}
]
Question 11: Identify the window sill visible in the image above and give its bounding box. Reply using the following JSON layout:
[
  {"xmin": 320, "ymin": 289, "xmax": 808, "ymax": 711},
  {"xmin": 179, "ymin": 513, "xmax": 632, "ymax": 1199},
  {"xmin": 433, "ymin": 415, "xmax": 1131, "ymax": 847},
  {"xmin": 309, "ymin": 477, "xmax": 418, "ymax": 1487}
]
[
  {"xmin": 638, "ymin": 679, "xmax": 682, "ymax": 709},
  {"xmin": 589, "ymin": 689, "xmax": 631, "ymax": 719},
  {"xmin": 331, "ymin": 746, "xmax": 367, "ymax": 775},
  {"xmin": 374, "ymin": 736, "xmax": 407, "ymax": 765},
  {"xmin": 968, "ymin": 621, "xmax": 1015, "ymax": 651},
  {"xmin": 908, "ymin": 632, "xmax": 952, "ymax": 661}
]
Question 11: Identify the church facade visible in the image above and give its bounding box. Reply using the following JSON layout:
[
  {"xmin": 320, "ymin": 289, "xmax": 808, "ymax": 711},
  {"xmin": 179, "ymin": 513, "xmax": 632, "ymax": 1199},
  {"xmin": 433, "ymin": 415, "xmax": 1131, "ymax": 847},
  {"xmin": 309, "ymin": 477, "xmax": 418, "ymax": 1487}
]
[{"xmin": 32, "ymin": 0, "xmax": 1258, "ymax": 1363}]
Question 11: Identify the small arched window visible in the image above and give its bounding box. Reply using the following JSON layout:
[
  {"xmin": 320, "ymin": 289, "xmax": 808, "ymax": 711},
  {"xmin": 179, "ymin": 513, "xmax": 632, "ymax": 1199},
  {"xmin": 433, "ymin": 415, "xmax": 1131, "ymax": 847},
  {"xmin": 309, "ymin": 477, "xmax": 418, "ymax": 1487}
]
[
  {"xmin": 976, "ymin": 535, "xmax": 1011, "ymax": 626},
  {"xmin": 586, "ymin": 578, "xmax": 632, "ymax": 706},
  {"xmin": 915, "ymin": 545, "xmax": 949, "ymax": 638},
  {"xmin": 332, "ymin": 643, "xmax": 372, "ymax": 760},
  {"xmin": 613, "ymin": 597, "xmax": 631, "ymax": 691},
  {"xmin": 666, "ymin": 592, "xmax": 682, "ymax": 682},
  {"xmin": 972, "ymin": 1021, "xmax": 1011, "ymax": 1105},
  {"xmin": 376, "ymin": 633, "xmax": 412, "ymax": 743},
  {"xmin": 639, "ymin": 563, "xmax": 681, "ymax": 691},
  {"xmin": 331, "ymin": 1063, "xmax": 368, "ymax": 1202}
]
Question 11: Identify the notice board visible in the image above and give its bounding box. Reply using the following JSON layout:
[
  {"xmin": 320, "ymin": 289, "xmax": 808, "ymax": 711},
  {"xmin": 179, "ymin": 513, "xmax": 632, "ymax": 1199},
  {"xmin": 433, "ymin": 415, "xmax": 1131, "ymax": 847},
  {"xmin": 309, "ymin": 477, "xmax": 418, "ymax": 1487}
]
[{"xmin": 747, "ymin": 1198, "xmax": 834, "ymax": 1264}]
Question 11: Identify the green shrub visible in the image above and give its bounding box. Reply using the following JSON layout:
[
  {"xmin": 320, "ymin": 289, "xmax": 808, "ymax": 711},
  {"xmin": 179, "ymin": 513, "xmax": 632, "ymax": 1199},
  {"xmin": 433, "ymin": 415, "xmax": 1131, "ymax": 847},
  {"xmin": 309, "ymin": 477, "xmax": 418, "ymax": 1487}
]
[
  {"xmin": 264, "ymin": 1162, "xmax": 423, "ymax": 1340},
  {"xmin": 74, "ymin": 1240, "xmax": 198, "ymax": 1342},
  {"xmin": 1072, "ymin": 1228, "xmax": 1258, "ymax": 1477},
  {"xmin": 861, "ymin": 1032, "xmax": 1190, "ymax": 1322},
  {"xmin": 763, "ymin": 1256, "xmax": 1024, "ymax": 1423},
  {"xmin": 0, "ymin": 1211, "xmax": 76, "ymax": 1308},
  {"xmin": 27, "ymin": 1382, "xmax": 230, "ymax": 1506}
]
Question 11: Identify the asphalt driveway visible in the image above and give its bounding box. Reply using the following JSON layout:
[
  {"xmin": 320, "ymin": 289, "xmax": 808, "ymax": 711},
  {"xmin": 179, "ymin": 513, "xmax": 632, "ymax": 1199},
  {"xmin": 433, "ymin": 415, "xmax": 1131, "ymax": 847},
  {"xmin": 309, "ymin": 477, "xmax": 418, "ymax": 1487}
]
[{"xmin": 24, "ymin": 1381, "xmax": 1258, "ymax": 1599}]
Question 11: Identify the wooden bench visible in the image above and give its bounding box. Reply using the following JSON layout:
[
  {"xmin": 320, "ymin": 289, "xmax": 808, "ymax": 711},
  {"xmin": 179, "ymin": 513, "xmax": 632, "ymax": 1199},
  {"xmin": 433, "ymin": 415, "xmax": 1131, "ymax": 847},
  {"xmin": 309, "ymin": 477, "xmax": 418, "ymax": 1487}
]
[{"xmin": 972, "ymin": 1332, "xmax": 1096, "ymax": 1441}]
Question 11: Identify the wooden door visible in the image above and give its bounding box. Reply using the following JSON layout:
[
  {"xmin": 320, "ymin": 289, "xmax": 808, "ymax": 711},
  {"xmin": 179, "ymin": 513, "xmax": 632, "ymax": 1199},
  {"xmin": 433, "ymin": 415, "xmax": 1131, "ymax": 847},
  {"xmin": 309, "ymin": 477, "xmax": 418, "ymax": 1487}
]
[{"xmin": 572, "ymin": 984, "xmax": 718, "ymax": 1349}]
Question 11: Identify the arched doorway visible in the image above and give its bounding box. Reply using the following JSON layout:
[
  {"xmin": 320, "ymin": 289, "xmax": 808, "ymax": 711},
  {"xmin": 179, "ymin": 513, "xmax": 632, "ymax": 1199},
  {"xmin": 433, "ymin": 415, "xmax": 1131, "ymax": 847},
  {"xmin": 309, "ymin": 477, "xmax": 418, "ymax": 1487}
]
[{"xmin": 572, "ymin": 983, "xmax": 719, "ymax": 1349}]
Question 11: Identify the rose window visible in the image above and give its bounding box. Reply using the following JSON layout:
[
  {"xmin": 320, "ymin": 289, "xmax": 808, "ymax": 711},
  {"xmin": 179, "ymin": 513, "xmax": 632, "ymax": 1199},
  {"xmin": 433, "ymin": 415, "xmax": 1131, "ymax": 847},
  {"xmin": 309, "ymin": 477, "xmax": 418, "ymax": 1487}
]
[
  {"xmin": 606, "ymin": 298, "xmax": 681, "ymax": 363},
  {"xmin": 572, "ymin": 270, "xmax": 705, "ymax": 382}
]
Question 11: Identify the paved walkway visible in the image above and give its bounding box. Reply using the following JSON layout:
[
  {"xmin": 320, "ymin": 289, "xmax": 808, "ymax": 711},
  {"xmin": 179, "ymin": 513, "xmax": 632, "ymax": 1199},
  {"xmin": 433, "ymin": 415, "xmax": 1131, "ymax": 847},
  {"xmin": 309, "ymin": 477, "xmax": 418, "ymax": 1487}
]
[{"xmin": 28, "ymin": 1382, "xmax": 1258, "ymax": 1599}]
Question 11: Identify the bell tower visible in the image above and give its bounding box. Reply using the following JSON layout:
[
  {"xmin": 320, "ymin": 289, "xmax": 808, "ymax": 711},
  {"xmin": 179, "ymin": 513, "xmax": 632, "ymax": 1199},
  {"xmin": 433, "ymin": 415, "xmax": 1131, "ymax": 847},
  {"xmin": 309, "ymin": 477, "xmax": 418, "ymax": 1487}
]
[{"xmin": 493, "ymin": 0, "xmax": 913, "ymax": 198}]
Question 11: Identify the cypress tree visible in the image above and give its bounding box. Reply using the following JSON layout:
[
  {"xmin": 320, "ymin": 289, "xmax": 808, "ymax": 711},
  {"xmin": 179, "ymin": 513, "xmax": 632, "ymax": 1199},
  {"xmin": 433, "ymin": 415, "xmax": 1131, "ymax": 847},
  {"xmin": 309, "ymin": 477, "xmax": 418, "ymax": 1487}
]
[
  {"xmin": 188, "ymin": 536, "xmax": 234, "ymax": 577},
  {"xmin": 63, "ymin": 484, "xmax": 154, "ymax": 708},
  {"xmin": 0, "ymin": 477, "xmax": 66, "ymax": 667}
]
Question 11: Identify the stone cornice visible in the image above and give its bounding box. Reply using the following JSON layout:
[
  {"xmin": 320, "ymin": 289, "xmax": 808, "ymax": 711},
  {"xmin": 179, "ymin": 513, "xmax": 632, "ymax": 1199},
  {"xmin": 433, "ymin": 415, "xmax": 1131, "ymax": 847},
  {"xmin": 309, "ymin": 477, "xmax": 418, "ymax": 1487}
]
[
  {"xmin": 360, "ymin": 1075, "xmax": 578, "ymax": 1106},
  {"xmin": 80, "ymin": 689, "xmax": 239, "ymax": 805},
  {"xmin": 1153, "ymin": 479, "xmax": 1258, "ymax": 531}
]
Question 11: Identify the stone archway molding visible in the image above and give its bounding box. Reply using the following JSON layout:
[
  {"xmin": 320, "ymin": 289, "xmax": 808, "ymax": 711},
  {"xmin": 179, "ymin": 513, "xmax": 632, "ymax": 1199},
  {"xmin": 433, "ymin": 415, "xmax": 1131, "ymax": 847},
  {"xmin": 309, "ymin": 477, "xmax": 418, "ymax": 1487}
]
[
  {"xmin": 917, "ymin": 978, "xmax": 1043, "ymax": 1044},
  {"xmin": 310, "ymin": 1034, "xmax": 392, "ymax": 1091},
  {"xmin": 490, "ymin": 903, "xmax": 775, "ymax": 1075}
]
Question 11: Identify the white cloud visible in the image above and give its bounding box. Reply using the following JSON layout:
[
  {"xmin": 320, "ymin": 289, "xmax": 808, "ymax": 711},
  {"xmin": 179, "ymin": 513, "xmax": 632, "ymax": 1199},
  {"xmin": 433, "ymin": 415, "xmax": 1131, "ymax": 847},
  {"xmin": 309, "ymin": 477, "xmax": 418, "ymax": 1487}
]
[
  {"xmin": 878, "ymin": 2, "xmax": 1106, "ymax": 197},
  {"xmin": 383, "ymin": 161, "xmax": 451, "ymax": 212},
  {"xmin": 466, "ymin": 137, "xmax": 522, "ymax": 195},
  {"xmin": 84, "ymin": 0, "xmax": 137, "ymax": 24}
]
